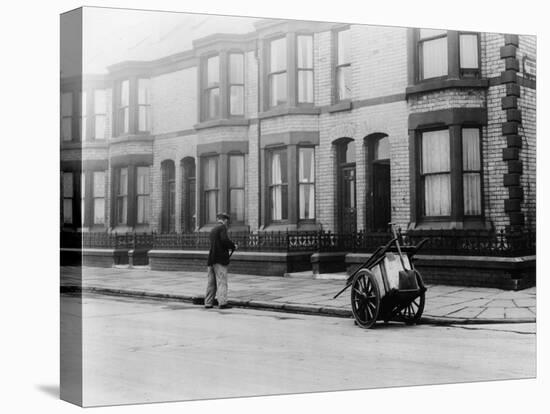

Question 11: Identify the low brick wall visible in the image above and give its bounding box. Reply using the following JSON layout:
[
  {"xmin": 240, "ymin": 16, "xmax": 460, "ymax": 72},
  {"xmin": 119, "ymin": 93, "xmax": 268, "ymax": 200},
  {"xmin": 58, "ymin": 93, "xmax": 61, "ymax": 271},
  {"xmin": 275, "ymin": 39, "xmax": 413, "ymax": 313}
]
[
  {"xmin": 61, "ymin": 248, "xmax": 129, "ymax": 267},
  {"xmin": 148, "ymin": 250, "xmax": 313, "ymax": 276},
  {"xmin": 311, "ymin": 252, "xmax": 348, "ymax": 274},
  {"xmin": 345, "ymin": 253, "xmax": 536, "ymax": 290}
]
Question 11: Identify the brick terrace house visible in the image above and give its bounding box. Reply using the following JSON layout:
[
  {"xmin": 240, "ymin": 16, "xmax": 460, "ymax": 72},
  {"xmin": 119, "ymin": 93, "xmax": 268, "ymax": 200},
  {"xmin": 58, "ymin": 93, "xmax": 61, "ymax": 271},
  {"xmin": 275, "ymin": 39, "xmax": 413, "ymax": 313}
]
[{"xmin": 61, "ymin": 14, "xmax": 536, "ymax": 289}]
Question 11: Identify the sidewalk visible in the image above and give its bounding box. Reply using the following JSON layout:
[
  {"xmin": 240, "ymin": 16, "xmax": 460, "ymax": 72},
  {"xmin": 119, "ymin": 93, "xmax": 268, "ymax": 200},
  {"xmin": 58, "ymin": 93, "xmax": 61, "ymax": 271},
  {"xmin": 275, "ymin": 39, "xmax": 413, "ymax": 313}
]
[{"xmin": 61, "ymin": 266, "xmax": 536, "ymax": 324}]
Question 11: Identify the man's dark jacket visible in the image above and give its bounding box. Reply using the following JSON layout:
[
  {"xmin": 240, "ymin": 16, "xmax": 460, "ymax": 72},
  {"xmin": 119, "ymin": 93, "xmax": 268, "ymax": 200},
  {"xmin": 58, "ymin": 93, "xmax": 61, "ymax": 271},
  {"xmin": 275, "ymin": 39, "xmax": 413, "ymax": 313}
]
[{"xmin": 207, "ymin": 223, "xmax": 236, "ymax": 266}]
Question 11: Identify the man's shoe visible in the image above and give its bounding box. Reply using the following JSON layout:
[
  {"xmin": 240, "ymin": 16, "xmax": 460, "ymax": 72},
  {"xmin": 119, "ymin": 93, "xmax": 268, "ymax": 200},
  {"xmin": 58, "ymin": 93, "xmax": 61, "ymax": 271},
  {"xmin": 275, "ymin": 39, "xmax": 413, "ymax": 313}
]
[
  {"xmin": 218, "ymin": 304, "xmax": 232, "ymax": 309},
  {"xmin": 204, "ymin": 305, "xmax": 213, "ymax": 309}
]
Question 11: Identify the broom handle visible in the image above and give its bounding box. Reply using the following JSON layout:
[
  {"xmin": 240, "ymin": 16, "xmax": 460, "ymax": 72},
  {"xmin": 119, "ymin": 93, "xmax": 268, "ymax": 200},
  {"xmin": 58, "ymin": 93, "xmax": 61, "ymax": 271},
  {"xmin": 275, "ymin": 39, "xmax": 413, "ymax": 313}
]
[{"xmin": 389, "ymin": 222, "xmax": 408, "ymax": 271}]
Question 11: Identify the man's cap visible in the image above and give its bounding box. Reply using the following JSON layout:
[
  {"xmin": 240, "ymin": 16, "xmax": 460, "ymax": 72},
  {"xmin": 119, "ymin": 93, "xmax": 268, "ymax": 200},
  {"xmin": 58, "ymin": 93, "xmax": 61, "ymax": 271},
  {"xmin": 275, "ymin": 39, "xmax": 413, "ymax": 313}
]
[{"xmin": 216, "ymin": 212, "xmax": 230, "ymax": 220}]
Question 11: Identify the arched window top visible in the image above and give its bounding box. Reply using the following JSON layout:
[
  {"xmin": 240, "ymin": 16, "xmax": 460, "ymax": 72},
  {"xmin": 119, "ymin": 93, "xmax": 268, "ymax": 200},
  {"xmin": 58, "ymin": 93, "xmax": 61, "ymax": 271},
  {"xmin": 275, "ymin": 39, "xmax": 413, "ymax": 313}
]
[
  {"xmin": 374, "ymin": 136, "xmax": 390, "ymax": 160},
  {"xmin": 333, "ymin": 137, "xmax": 355, "ymax": 164}
]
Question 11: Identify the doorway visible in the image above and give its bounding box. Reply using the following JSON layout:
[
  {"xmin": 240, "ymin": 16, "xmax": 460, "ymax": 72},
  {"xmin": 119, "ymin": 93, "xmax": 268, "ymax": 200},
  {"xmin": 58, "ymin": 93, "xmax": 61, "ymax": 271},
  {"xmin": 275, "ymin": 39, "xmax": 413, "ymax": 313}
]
[
  {"xmin": 335, "ymin": 138, "xmax": 357, "ymax": 233},
  {"xmin": 367, "ymin": 134, "xmax": 391, "ymax": 232}
]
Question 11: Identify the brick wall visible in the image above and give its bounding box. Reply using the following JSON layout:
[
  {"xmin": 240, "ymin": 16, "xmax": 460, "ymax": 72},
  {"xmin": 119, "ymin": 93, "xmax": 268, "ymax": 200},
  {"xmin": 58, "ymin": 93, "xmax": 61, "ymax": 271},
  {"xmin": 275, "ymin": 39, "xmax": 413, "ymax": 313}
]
[{"xmin": 151, "ymin": 67, "xmax": 197, "ymax": 134}]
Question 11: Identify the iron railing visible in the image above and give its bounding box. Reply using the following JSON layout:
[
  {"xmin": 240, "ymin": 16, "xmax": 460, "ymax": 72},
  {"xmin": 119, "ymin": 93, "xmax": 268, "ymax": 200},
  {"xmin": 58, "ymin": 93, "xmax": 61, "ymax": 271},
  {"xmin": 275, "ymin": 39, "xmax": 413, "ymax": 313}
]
[{"xmin": 60, "ymin": 228, "xmax": 535, "ymax": 257}]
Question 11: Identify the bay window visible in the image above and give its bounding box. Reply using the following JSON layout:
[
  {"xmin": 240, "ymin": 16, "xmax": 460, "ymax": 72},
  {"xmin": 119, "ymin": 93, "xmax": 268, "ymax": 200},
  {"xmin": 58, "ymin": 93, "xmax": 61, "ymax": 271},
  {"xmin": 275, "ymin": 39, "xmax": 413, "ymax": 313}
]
[
  {"xmin": 118, "ymin": 80, "xmax": 130, "ymax": 134},
  {"xmin": 418, "ymin": 29, "xmax": 448, "ymax": 80},
  {"xmin": 459, "ymin": 33, "xmax": 480, "ymax": 77},
  {"xmin": 116, "ymin": 167, "xmax": 128, "ymax": 225},
  {"xmin": 229, "ymin": 155, "xmax": 245, "ymax": 223},
  {"xmin": 93, "ymin": 90, "xmax": 106, "ymax": 139},
  {"xmin": 62, "ymin": 172, "xmax": 74, "ymax": 224},
  {"xmin": 417, "ymin": 127, "xmax": 483, "ymax": 221},
  {"xmin": 462, "ymin": 128, "xmax": 482, "ymax": 216},
  {"xmin": 205, "ymin": 56, "xmax": 220, "ymax": 119},
  {"xmin": 203, "ymin": 156, "xmax": 219, "ymax": 224},
  {"xmin": 229, "ymin": 53, "xmax": 244, "ymax": 115},
  {"xmin": 297, "ymin": 35, "xmax": 313, "ymax": 104},
  {"xmin": 61, "ymin": 92, "xmax": 73, "ymax": 141},
  {"xmin": 80, "ymin": 91, "xmax": 87, "ymax": 141},
  {"xmin": 269, "ymin": 149, "xmax": 288, "ymax": 221},
  {"xmin": 421, "ymin": 130, "xmax": 451, "ymax": 216},
  {"xmin": 138, "ymin": 79, "xmax": 151, "ymax": 132},
  {"xmin": 136, "ymin": 166, "xmax": 150, "ymax": 224},
  {"xmin": 298, "ymin": 147, "xmax": 315, "ymax": 220},
  {"xmin": 335, "ymin": 28, "xmax": 351, "ymax": 101},
  {"xmin": 268, "ymin": 37, "xmax": 287, "ymax": 107}
]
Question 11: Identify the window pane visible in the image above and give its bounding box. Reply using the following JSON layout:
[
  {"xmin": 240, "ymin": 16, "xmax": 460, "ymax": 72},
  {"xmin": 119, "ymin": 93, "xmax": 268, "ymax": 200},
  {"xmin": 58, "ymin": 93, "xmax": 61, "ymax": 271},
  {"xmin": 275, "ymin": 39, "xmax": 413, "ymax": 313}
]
[
  {"xmin": 138, "ymin": 79, "xmax": 150, "ymax": 104},
  {"xmin": 422, "ymin": 130, "xmax": 450, "ymax": 173},
  {"xmin": 207, "ymin": 56, "xmax": 219, "ymax": 85},
  {"xmin": 230, "ymin": 54, "xmax": 244, "ymax": 84},
  {"xmin": 81, "ymin": 172, "xmax": 85, "ymax": 225},
  {"xmin": 230, "ymin": 85, "xmax": 244, "ymax": 115},
  {"xmin": 299, "ymin": 148, "xmax": 315, "ymax": 182},
  {"xmin": 94, "ymin": 90, "xmax": 106, "ymax": 114},
  {"xmin": 299, "ymin": 184, "xmax": 315, "ymax": 219},
  {"xmin": 61, "ymin": 93, "xmax": 73, "ymax": 116},
  {"xmin": 63, "ymin": 172, "xmax": 73, "ymax": 197},
  {"xmin": 94, "ymin": 198, "xmax": 105, "ymax": 224},
  {"xmin": 206, "ymin": 191, "xmax": 218, "ymax": 223},
  {"xmin": 93, "ymin": 172, "xmax": 105, "ymax": 196},
  {"xmin": 462, "ymin": 128, "xmax": 480, "ymax": 170},
  {"xmin": 121, "ymin": 107, "xmax": 129, "ymax": 133},
  {"xmin": 298, "ymin": 71, "xmax": 313, "ymax": 103},
  {"xmin": 424, "ymin": 174, "xmax": 451, "ymax": 216},
  {"xmin": 80, "ymin": 91, "xmax": 87, "ymax": 117},
  {"xmin": 95, "ymin": 115, "xmax": 106, "ymax": 139},
  {"xmin": 270, "ymin": 37, "xmax": 287, "ymax": 72},
  {"xmin": 337, "ymin": 65, "xmax": 351, "ymax": 100},
  {"xmin": 421, "ymin": 37, "xmax": 448, "ymax": 79},
  {"xmin": 63, "ymin": 199, "xmax": 73, "ymax": 224},
  {"xmin": 139, "ymin": 106, "xmax": 150, "ymax": 131},
  {"xmin": 271, "ymin": 150, "xmax": 288, "ymax": 184},
  {"xmin": 120, "ymin": 80, "xmax": 129, "ymax": 107},
  {"xmin": 460, "ymin": 34, "xmax": 479, "ymax": 69},
  {"xmin": 208, "ymin": 88, "xmax": 220, "ymax": 118},
  {"xmin": 137, "ymin": 167, "xmax": 150, "ymax": 194},
  {"xmin": 61, "ymin": 119, "xmax": 72, "ymax": 141},
  {"xmin": 230, "ymin": 189, "xmax": 245, "ymax": 222},
  {"xmin": 337, "ymin": 29, "xmax": 351, "ymax": 65},
  {"xmin": 119, "ymin": 168, "xmax": 128, "ymax": 195},
  {"xmin": 271, "ymin": 185, "xmax": 288, "ymax": 221},
  {"xmin": 419, "ymin": 28, "xmax": 446, "ymax": 39},
  {"xmin": 375, "ymin": 137, "xmax": 390, "ymax": 160},
  {"xmin": 270, "ymin": 73, "xmax": 287, "ymax": 106},
  {"xmin": 297, "ymin": 35, "xmax": 313, "ymax": 68},
  {"xmin": 137, "ymin": 195, "xmax": 150, "ymax": 224},
  {"xmin": 463, "ymin": 173, "xmax": 481, "ymax": 216},
  {"xmin": 118, "ymin": 197, "xmax": 127, "ymax": 224},
  {"xmin": 229, "ymin": 155, "xmax": 244, "ymax": 187},
  {"xmin": 345, "ymin": 142, "xmax": 355, "ymax": 164},
  {"xmin": 204, "ymin": 157, "xmax": 218, "ymax": 189}
]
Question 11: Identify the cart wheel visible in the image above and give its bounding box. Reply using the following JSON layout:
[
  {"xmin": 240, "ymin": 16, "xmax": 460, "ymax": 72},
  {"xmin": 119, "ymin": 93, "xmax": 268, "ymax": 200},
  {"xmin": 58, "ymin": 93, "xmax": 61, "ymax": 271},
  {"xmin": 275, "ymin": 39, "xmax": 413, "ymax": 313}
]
[
  {"xmin": 397, "ymin": 271, "xmax": 425, "ymax": 325},
  {"xmin": 350, "ymin": 269, "xmax": 380, "ymax": 329}
]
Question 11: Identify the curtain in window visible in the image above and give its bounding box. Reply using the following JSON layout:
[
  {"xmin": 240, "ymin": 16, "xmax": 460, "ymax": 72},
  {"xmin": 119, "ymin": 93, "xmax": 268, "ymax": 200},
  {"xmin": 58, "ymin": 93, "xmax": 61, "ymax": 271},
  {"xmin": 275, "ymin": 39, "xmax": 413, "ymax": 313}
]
[
  {"xmin": 422, "ymin": 130, "xmax": 451, "ymax": 216},
  {"xmin": 271, "ymin": 152, "xmax": 282, "ymax": 220},
  {"xmin": 299, "ymin": 148, "xmax": 315, "ymax": 219},
  {"xmin": 117, "ymin": 168, "xmax": 128, "ymax": 224},
  {"xmin": 138, "ymin": 79, "xmax": 150, "ymax": 132},
  {"xmin": 462, "ymin": 128, "xmax": 481, "ymax": 215},
  {"xmin": 136, "ymin": 167, "xmax": 150, "ymax": 224},
  {"xmin": 204, "ymin": 158, "xmax": 218, "ymax": 223},
  {"xmin": 422, "ymin": 37, "xmax": 448, "ymax": 79},
  {"xmin": 80, "ymin": 172, "xmax": 85, "ymax": 225},
  {"xmin": 460, "ymin": 34, "xmax": 479, "ymax": 69},
  {"xmin": 230, "ymin": 156, "xmax": 245, "ymax": 222}
]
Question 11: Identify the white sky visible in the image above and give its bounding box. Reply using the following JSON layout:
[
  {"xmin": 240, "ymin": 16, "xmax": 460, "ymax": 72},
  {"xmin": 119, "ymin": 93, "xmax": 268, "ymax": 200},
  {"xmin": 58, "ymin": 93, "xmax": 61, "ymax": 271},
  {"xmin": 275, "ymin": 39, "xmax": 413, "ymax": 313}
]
[{"xmin": 82, "ymin": 7, "xmax": 258, "ymax": 74}]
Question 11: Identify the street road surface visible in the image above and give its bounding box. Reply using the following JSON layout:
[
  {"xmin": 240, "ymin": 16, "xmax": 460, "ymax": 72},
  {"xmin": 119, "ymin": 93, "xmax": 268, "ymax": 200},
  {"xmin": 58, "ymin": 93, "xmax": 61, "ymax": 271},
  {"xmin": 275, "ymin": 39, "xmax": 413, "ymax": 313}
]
[{"xmin": 61, "ymin": 293, "xmax": 536, "ymax": 407}]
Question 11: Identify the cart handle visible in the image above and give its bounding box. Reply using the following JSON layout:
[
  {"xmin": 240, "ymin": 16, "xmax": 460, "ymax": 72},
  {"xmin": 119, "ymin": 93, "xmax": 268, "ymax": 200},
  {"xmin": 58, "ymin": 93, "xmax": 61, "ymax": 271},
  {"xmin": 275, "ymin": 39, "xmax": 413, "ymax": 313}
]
[{"xmin": 333, "ymin": 236, "xmax": 398, "ymax": 299}]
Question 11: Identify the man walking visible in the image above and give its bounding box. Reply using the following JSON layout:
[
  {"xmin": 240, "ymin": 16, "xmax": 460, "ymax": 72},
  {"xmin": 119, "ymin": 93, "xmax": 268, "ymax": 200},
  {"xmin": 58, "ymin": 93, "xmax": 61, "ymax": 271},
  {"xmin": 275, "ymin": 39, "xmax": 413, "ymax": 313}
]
[{"xmin": 205, "ymin": 212, "xmax": 236, "ymax": 309}]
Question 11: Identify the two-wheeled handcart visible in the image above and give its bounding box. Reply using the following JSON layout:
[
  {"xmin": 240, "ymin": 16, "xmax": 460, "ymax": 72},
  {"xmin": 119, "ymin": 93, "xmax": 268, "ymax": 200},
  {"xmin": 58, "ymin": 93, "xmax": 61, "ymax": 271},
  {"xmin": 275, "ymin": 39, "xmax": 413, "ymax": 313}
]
[{"xmin": 334, "ymin": 223, "xmax": 429, "ymax": 329}]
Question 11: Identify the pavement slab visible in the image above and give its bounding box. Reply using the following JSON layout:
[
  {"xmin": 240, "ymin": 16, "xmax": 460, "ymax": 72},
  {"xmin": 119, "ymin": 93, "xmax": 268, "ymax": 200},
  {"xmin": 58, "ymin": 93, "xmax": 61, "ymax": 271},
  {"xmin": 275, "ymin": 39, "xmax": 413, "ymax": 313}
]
[{"xmin": 61, "ymin": 266, "xmax": 536, "ymax": 324}]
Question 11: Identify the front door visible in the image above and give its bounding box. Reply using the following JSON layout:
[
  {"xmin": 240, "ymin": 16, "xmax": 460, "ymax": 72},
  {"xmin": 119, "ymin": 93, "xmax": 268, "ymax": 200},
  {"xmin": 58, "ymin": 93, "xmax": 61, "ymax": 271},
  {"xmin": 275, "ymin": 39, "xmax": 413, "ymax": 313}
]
[
  {"xmin": 340, "ymin": 165, "xmax": 357, "ymax": 233},
  {"xmin": 372, "ymin": 161, "xmax": 391, "ymax": 231}
]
